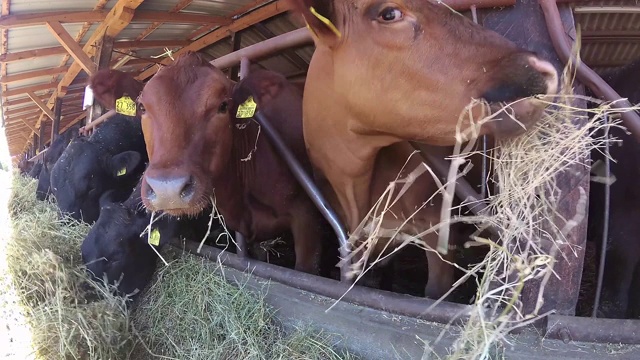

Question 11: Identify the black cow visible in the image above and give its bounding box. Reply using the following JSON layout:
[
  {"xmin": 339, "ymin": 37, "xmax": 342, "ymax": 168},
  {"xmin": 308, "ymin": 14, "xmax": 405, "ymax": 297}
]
[
  {"xmin": 81, "ymin": 183, "xmax": 218, "ymax": 297},
  {"xmin": 588, "ymin": 57, "xmax": 640, "ymax": 318},
  {"xmin": 27, "ymin": 161, "xmax": 43, "ymax": 179},
  {"xmin": 36, "ymin": 130, "xmax": 76, "ymax": 201},
  {"xmin": 50, "ymin": 114, "xmax": 147, "ymax": 223}
]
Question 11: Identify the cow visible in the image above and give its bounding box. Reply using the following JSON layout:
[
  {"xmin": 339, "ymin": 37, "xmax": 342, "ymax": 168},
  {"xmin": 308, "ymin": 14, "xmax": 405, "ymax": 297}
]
[
  {"xmin": 17, "ymin": 154, "xmax": 33, "ymax": 176},
  {"xmin": 587, "ymin": 58, "xmax": 640, "ymax": 319},
  {"xmin": 36, "ymin": 130, "xmax": 76, "ymax": 201},
  {"xmin": 137, "ymin": 53, "xmax": 329, "ymax": 275},
  {"xmin": 50, "ymin": 114, "xmax": 147, "ymax": 224},
  {"xmin": 27, "ymin": 161, "xmax": 42, "ymax": 179},
  {"xmin": 81, "ymin": 182, "xmax": 217, "ymax": 297},
  {"xmin": 287, "ymin": 0, "xmax": 559, "ymax": 298}
]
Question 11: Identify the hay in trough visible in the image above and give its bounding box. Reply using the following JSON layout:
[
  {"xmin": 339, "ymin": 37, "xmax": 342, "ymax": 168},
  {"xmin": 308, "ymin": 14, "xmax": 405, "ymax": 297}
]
[
  {"xmin": 5, "ymin": 173, "xmax": 354, "ymax": 360},
  {"xmin": 6, "ymin": 174, "xmax": 136, "ymax": 360},
  {"xmin": 132, "ymin": 250, "xmax": 355, "ymax": 360}
]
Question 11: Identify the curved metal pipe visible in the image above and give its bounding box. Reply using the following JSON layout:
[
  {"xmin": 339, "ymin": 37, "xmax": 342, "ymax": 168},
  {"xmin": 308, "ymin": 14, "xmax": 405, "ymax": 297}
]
[
  {"xmin": 538, "ymin": 0, "xmax": 640, "ymax": 142},
  {"xmin": 253, "ymin": 111, "xmax": 351, "ymax": 282}
]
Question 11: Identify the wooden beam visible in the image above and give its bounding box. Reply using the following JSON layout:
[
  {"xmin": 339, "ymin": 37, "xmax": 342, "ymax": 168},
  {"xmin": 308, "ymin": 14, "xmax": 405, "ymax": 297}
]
[
  {"xmin": 46, "ymin": 21, "xmax": 97, "ymax": 75},
  {"xmin": 51, "ymin": 97, "xmax": 62, "ymax": 140},
  {"xmin": 1, "ymin": 0, "xmax": 10, "ymax": 137},
  {"xmin": 86, "ymin": 34, "xmax": 113, "ymax": 125},
  {"xmin": 3, "ymin": 83, "xmax": 56, "ymax": 98},
  {"xmin": 0, "ymin": 10, "xmax": 230, "ymax": 29},
  {"xmin": 0, "ymin": 11, "xmax": 106, "ymax": 29},
  {"xmin": 30, "ymin": 0, "xmax": 145, "ymax": 147},
  {"xmin": 114, "ymin": 39, "xmax": 191, "ymax": 49},
  {"xmin": 0, "ymin": 67, "xmax": 68, "ymax": 84},
  {"xmin": 0, "ymin": 46, "xmax": 67, "ymax": 63},
  {"xmin": 20, "ymin": 119, "xmax": 37, "ymax": 133},
  {"xmin": 137, "ymin": 0, "xmax": 292, "ymax": 81},
  {"xmin": 27, "ymin": 91, "xmax": 56, "ymax": 120},
  {"xmin": 132, "ymin": 11, "xmax": 230, "ymax": 25}
]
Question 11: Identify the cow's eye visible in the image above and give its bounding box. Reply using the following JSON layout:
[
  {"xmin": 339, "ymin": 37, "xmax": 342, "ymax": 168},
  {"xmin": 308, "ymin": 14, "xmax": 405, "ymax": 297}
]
[
  {"xmin": 218, "ymin": 101, "xmax": 228, "ymax": 113},
  {"xmin": 138, "ymin": 103, "xmax": 146, "ymax": 115},
  {"xmin": 378, "ymin": 7, "xmax": 403, "ymax": 23}
]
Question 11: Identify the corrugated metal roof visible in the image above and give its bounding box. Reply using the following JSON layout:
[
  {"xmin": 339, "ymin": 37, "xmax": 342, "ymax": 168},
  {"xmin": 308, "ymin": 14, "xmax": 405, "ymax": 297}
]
[{"xmin": 2, "ymin": 0, "xmax": 639, "ymax": 156}]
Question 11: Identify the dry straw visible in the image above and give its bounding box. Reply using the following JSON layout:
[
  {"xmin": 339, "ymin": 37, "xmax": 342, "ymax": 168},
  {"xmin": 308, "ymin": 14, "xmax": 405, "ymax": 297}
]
[
  {"xmin": 337, "ymin": 37, "xmax": 638, "ymax": 359},
  {"xmin": 7, "ymin": 174, "xmax": 354, "ymax": 360}
]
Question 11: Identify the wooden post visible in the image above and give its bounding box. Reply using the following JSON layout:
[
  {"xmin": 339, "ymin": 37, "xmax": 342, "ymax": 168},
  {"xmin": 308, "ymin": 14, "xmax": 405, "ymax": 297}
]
[
  {"xmin": 479, "ymin": 2, "xmax": 583, "ymax": 316},
  {"xmin": 37, "ymin": 125, "xmax": 45, "ymax": 152},
  {"xmin": 228, "ymin": 31, "xmax": 242, "ymax": 81},
  {"xmin": 51, "ymin": 97, "xmax": 62, "ymax": 141},
  {"xmin": 85, "ymin": 34, "xmax": 114, "ymax": 126}
]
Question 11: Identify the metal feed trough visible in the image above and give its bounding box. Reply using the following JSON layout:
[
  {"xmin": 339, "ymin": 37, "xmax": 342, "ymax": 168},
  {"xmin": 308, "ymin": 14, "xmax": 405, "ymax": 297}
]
[{"xmin": 6, "ymin": 0, "xmax": 640, "ymax": 358}]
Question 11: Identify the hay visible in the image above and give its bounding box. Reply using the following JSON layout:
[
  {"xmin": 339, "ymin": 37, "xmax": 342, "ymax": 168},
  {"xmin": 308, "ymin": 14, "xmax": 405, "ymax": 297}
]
[
  {"xmin": 132, "ymin": 251, "xmax": 355, "ymax": 360},
  {"xmin": 6, "ymin": 173, "xmax": 354, "ymax": 360},
  {"xmin": 6, "ymin": 174, "xmax": 136, "ymax": 360}
]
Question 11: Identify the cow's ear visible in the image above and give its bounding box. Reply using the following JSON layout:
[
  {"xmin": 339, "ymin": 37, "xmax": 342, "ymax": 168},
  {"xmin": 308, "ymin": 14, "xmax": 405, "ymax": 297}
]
[
  {"xmin": 286, "ymin": 0, "xmax": 341, "ymax": 48},
  {"xmin": 99, "ymin": 190, "xmax": 119, "ymax": 209},
  {"xmin": 110, "ymin": 151, "xmax": 141, "ymax": 178}
]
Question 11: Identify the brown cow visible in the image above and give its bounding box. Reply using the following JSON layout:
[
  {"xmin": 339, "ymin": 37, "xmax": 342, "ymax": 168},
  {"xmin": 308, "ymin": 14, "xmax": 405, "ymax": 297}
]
[
  {"xmin": 137, "ymin": 52, "xmax": 327, "ymax": 275},
  {"xmin": 288, "ymin": 0, "xmax": 559, "ymax": 298}
]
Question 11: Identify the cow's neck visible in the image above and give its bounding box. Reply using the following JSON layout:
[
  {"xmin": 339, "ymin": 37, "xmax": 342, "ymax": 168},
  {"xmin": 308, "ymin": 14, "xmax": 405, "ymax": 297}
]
[
  {"xmin": 205, "ymin": 122, "xmax": 260, "ymax": 235},
  {"xmin": 303, "ymin": 53, "xmax": 399, "ymax": 232}
]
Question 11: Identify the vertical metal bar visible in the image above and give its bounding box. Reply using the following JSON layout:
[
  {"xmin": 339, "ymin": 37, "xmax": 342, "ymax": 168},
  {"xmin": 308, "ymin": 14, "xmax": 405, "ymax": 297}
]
[
  {"xmin": 592, "ymin": 114, "xmax": 611, "ymax": 318},
  {"xmin": 253, "ymin": 111, "xmax": 351, "ymax": 282},
  {"xmin": 86, "ymin": 34, "xmax": 114, "ymax": 126},
  {"xmin": 239, "ymin": 57, "xmax": 250, "ymax": 80},
  {"xmin": 37, "ymin": 125, "xmax": 45, "ymax": 152},
  {"xmin": 470, "ymin": 5, "xmax": 489, "ymax": 200},
  {"xmin": 228, "ymin": 31, "xmax": 242, "ymax": 81},
  {"xmin": 234, "ymin": 58, "xmax": 251, "ymax": 259}
]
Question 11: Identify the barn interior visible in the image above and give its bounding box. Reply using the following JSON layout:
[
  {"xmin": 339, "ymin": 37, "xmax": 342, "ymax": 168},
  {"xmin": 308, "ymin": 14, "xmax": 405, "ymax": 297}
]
[{"xmin": 1, "ymin": 0, "xmax": 640, "ymax": 331}]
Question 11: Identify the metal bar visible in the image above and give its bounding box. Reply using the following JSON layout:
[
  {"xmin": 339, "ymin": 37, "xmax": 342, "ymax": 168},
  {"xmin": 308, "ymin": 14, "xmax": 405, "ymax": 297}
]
[
  {"xmin": 254, "ymin": 111, "xmax": 351, "ymax": 282},
  {"xmin": 211, "ymin": 28, "xmax": 312, "ymax": 70},
  {"xmin": 592, "ymin": 114, "xmax": 611, "ymax": 318},
  {"xmin": 538, "ymin": 0, "xmax": 640, "ymax": 143},
  {"xmin": 546, "ymin": 315, "xmax": 640, "ymax": 344},
  {"xmin": 173, "ymin": 238, "xmax": 471, "ymax": 324},
  {"xmin": 235, "ymin": 232, "xmax": 248, "ymax": 258}
]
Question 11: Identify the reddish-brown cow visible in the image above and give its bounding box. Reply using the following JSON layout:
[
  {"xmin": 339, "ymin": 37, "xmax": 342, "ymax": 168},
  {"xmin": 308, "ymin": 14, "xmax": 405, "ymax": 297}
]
[
  {"xmin": 89, "ymin": 69, "xmax": 145, "ymax": 111},
  {"xmin": 137, "ymin": 52, "xmax": 327, "ymax": 274},
  {"xmin": 288, "ymin": 0, "xmax": 560, "ymax": 298}
]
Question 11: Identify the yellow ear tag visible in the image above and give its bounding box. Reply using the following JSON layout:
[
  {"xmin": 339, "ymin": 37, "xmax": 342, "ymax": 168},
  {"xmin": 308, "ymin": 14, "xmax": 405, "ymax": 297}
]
[
  {"xmin": 115, "ymin": 96, "xmax": 137, "ymax": 116},
  {"xmin": 236, "ymin": 96, "xmax": 257, "ymax": 119},
  {"xmin": 116, "ymin": 167, "xmax": 126, "ymax": 176},
  {"xmin": 148, "ymin": 228, "xmax": 160, "ymax": 246},
  {"xmin": 309, "ymin": 6, "xmax": 342, "ymax": 38}
]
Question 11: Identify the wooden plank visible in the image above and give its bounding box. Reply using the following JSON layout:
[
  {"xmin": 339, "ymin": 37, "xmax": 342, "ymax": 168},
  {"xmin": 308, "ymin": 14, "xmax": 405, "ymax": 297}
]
[
  {"xmin": 27, "ymin": 0, "xmax": 145, "ymax": 153},
  {"xmin": 0, "ymin": 46, "xmax": 67, "ymax": 63},
  {"xmin": 132, "ymin": 11, "xmax": 230, "ymax": 25},
  {"xmin": 3, "ymin": 83, "xmax": 56, "ymax": 98},
  {"xmin": 136, "ymin": 0, "xmax": 292, "ymax": 81},
  {"xmin": 114, "ymin": 39, "xmax": 191, "ymax": 49},
  {"xmin": 0, "ymin": 10, "xmax": 106, "ymax": 28},
  {"xmin": 51, "ymin": 97, "xmax": 62, "ymax": 140},
  {"xmin": 479, "ymin": 2, "xmax": 584, "ymax": 316},
  {"xmin": 0, "ymin": 67, "xmax": 68, "ymax": 84},
  {"xmin": 1, "ymin": 0, "xmax": 9, "ymax": 129},
  {"xmin": 131, "ymin": 0, "xmax": 194, "ymax": 41},
  {"xmin": 46, "ymin": 21, "xmax": 97, "ymax": 75},
  {"xmin": 0, "ymin": 10, "xmax": 229, "ymax": 29},
  {"xmin": 27, "ymin": 91, "xmax": 56, "ymax": 120},
  {"xmin": 86, "ymin": 34, "xmax": 113, "ymax": 125}
]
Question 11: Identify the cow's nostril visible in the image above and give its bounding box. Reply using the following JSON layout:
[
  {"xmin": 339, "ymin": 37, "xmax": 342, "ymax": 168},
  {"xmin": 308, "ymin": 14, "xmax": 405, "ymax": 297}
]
[{"xmin": 180, "ymin": 176, "xmax": 195, "ymax": 201}]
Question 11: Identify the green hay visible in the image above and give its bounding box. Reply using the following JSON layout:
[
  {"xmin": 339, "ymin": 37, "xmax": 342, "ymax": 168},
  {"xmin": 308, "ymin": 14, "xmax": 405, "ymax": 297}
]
[
  {"xmin": 6, "ymin": 173, "xmax": 354, "ymax": 360},
  {"xmin": 132, "ymin": 252, "xmax": 356, "ymax": 360}
]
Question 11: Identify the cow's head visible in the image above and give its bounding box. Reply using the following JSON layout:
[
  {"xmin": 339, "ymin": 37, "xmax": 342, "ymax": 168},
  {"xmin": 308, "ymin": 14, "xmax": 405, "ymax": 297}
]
[
  {"xmin": 89, "ymin": 69, "xmax": 145, "ymax": 112},
  {"xmin": 289, "ymin": 0, "xmax": 559, "ymax": 142},
  {"xmin": 50, "ymin": 137, "xmax": 143, "ymax": 223},
  {"xmin": 138, "ymin": 51, "xmax": 234, "ymax": 216},
  {"xmin": 81, "ymin": 188, "xmax": 167, "ymax": 297}
]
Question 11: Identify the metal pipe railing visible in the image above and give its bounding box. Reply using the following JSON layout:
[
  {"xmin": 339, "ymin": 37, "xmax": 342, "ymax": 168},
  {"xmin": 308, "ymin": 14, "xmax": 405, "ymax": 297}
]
[
  {"xmin": 253, "ymin": 111, "xmax": 351, "ymax": 282},
  {"xmin": 539, "ymin": 0, "xmax": 640, "ymax": 142}
]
